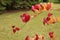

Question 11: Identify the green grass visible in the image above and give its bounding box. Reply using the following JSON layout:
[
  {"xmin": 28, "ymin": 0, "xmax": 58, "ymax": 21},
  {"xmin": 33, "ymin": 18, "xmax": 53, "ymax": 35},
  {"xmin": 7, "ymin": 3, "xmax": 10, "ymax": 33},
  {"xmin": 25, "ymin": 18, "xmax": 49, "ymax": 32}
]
[{"xmin": 0, "ymin": 4, "xmax": 60, "ymax": 40}]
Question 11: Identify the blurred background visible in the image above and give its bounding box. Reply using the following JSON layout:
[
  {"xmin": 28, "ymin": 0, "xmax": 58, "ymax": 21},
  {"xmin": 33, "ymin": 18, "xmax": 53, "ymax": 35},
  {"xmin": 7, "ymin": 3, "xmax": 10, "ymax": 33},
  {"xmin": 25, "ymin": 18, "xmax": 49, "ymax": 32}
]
[{"xmin": 0, "ymin": 0, "xmax": 60, "ymax": 13}]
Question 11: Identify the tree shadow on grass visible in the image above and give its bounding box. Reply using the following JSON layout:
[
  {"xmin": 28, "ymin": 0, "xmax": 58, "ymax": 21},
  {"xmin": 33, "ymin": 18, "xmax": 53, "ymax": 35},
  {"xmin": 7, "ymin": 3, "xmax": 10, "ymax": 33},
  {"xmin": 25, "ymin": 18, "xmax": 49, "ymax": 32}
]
[{"xmin": 0, "ymin": 9, "xmax": 30, "ymax": 15}]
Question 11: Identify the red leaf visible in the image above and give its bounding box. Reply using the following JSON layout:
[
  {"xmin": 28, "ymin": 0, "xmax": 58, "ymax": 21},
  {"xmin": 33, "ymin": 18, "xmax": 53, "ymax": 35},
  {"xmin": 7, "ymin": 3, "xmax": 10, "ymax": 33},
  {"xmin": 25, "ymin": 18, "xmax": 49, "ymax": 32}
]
[
  {"xmin": 46, "ymin": 3, "xmax": 51, "ymax": 10},
  {"xmin": 34, "ymin": 34, "xmax": 39, "ymax": 40},
  {"xmin": 46, "ymin": 17, "xmax": 50, "ymax": 21},
  {"xmin": 25, "ymin": 36, "xmax": 29, "ymax": 40},
  {"xmin": 34, "ymin": 4, "xmax": 40, "ymax": 10},
  {"xmin": 20, "ymin": 13, "xmax": 30, "ymax": 23},
  {"xmin": 43, "ymin": 18, "xmax": 47, "ymax": 25},
  {"xmin": 15, "ymin": 27, "xmax": 20, "ymax": 31},
  {"xmin": 48, "ymin": 13, "xmax": 53, "ymax": 17},
  {"xmin": 49, "ymin": 32, "xmax": 54, "ymax": 38},
  {"xmin": 31, "ymin": 6, "xmax": 35, "ymax": 12},
  {"xmin": 12, "ymin": 26, "xmax": 15, "ymax": 28},
  {"xmin": 13, "ymin": 29, "xmax": 16, "ymax": 33},
  {"xmin": 42, "ymin": 36, "xmax": 44, "ymax": 40}
]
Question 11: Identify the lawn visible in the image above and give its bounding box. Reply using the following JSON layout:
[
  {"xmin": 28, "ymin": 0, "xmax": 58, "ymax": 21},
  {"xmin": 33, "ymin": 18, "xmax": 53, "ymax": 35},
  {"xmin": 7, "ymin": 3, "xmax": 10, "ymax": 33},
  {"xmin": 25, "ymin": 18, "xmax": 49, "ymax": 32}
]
[{"xmin": 0, "ymin": 4, "xmax": 60, "ymax": 40}]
